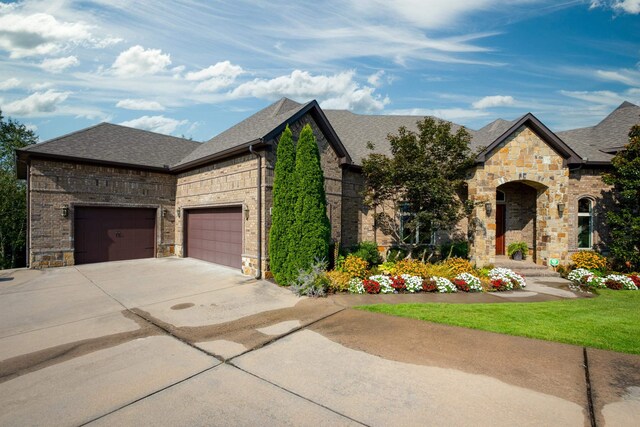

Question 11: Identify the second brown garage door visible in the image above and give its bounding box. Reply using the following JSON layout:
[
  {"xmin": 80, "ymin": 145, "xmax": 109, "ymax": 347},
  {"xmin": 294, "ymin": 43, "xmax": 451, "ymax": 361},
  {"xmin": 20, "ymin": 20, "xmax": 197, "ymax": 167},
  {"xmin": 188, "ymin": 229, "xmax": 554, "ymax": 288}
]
[{"xmin": 186, "ymin": 207, "xmax": 242, "ymax": 269}]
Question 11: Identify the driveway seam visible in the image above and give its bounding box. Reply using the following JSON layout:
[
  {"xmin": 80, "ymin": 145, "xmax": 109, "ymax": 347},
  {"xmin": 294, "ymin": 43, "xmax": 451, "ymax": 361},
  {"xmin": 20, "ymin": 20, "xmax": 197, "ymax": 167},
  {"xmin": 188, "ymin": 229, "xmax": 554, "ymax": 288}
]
[
  {"xmin": 227, "ymin": 363, "xmax": 369, "ymax": 426},
  {"xmin": 77, "ymin": 364, "xmax": 220, "ymax": 426},
  {"xmin": 583, "ymin": 347, "xmax": 597, "ymax": 427}
]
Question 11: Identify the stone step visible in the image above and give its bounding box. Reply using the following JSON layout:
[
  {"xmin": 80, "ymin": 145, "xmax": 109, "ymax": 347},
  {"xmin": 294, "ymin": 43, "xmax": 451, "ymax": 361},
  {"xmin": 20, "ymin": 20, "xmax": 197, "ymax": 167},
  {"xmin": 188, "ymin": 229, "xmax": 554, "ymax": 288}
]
[{"xmin": 492, "ymin": 258, "xmax": 560, "ymax": 277}]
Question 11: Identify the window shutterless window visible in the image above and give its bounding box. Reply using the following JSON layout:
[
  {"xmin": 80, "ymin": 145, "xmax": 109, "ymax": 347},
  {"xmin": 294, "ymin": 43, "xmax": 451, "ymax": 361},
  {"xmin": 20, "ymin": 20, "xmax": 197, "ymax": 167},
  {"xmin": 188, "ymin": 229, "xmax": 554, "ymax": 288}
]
[{"xmin": 577, "ymin": 198, "xmax": 593, "ymax": 249}]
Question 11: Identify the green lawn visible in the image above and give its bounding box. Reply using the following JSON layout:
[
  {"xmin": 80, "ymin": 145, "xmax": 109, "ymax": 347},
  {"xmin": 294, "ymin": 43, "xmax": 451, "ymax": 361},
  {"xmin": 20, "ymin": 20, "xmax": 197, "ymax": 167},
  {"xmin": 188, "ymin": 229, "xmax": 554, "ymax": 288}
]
[{"xmin": 357, "ymin": 290, "xmax": 640, "ymax": 354}]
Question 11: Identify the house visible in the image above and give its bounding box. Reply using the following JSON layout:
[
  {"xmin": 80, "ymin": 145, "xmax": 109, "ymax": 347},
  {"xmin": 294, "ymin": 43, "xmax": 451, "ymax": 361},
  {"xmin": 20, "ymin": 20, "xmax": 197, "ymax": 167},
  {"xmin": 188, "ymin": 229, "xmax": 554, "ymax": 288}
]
[{"xmin": 15, "ymin": 99, "xmax": 640, "ymax": 276}]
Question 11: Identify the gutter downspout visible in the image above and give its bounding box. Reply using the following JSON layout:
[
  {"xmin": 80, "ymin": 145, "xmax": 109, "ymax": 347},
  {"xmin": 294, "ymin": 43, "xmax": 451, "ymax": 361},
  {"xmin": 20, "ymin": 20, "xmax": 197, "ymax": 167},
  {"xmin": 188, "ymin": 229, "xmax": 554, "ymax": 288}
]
[
  {"xmin": 25, "ymin": 161, "xmax": 30, "ymax": 268},
  {"xmin": 249, "ymin": 142, "xmax": 262, "ymax": 279}
]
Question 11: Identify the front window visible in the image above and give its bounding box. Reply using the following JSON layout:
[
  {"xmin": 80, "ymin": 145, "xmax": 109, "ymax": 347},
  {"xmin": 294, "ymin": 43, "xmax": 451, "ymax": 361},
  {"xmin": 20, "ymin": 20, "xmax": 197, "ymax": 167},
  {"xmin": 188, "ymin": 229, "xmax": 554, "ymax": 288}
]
[
  {"xmin": 577, "ymin": 198, "xmax": 593, "ymax": 249},
  {"xmin": 399, "ymin": 203, "xmax": 435, "ymax": 245}
]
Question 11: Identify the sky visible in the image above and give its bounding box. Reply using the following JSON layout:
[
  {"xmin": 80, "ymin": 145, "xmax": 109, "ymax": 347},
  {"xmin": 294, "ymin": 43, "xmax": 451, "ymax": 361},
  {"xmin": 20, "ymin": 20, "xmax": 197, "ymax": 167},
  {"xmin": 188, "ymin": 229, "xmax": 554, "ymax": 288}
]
[{"xmin": 0, "ymin": 0, "xmax": 639, "ymax": 143}]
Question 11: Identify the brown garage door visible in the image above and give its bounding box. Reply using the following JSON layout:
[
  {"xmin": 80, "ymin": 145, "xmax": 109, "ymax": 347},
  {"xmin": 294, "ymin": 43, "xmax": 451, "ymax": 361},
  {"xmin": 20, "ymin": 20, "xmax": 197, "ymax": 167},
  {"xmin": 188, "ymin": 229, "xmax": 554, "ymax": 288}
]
[
  {"xmin": 186, "ymin": 207, "xmax": 242, "ymax": 269},
  {"xmin": 74, "ymin": 207, "xmax": 156, "ymax": 265}
]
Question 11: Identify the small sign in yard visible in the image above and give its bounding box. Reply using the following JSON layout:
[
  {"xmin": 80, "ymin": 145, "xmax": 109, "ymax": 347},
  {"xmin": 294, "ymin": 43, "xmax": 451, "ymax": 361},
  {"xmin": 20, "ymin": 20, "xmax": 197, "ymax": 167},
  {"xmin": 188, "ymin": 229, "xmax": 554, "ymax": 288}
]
[{"xmin": 549, "ymin": 258, "xmax": 559, "ymax": 267}]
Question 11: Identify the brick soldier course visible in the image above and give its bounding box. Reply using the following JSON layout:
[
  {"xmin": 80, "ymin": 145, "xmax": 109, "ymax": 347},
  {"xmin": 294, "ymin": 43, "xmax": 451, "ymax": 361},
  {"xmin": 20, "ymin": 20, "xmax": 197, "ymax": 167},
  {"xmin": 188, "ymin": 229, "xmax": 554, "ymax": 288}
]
[{"xmin": 16, "ymin": 99, "xmax": 639, "ymax": 276}]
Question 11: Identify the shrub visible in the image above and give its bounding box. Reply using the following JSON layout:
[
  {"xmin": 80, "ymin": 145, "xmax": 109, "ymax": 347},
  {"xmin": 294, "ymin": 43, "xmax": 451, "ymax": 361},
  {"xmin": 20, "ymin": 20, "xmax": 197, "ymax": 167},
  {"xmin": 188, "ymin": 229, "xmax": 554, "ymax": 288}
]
[
  {"xmin": 386, "ymin": 247, "xmax": 408, "ymax": 263},
  {"xmin": 269, "ymin": 126, "xmax": 297, "ymax": 284},
  {"xmin": 488, "ymin": 267, "xmax": 526, "ymax": 289},
  {"xmin": 604, "ymin": 274, "xmax": 638, "ymax": 290},
  {"xmin": 288, "ymin": 124, "xmax": 331, "ymax": 277},
  {"xmin": 390, "ymin": 275, "xmax": 406, "ymax": 291},
  {"xmin": 423, "ymin": 263, "xmax": 454, "ymax": 280},
  {"xmin": 442, "ymin": 257, "xmax": 474, "ymax": 276},
  {"xmin": 395, "ymin": 259, "xmax": 429, "ymax": 278},
  {"xmin": 326, "ymin": 270, "xmax": 352, "ymax": 292},
  {"xmin": 379, "ymin": 261, "xmax": 396, "ymax": 275},
  {"xmin": 290, "ymin": 259, "xmax": 329, "ymax": 297},
  {"xmin": 453, "ymin": 272, "xmax": 482, "ymax": 292},
  {"xmin": 362, "ymin": 279, "xmax": 381, "ymax": 294},
  {"xmin": 556, "ymin": 264, "xmax": 571, "ymax": 279},
  {"xmin": 402, "ymin": 275, "xmax": 423, "ymax": 293},
  {"xmin": 342, "ymin": 254, "xmax": 369, "ymax": 279},
  {"xmin": 439, "ymin": 240, "xmax": 469, "ymax": 259},
  {"xmin": 507, "ymin": 241, "xmax": 529, "ymax": 260},
  {"xmin": 490, "ymin": 278, "xmax": 512, "ymax": 291},
  {"xmin": 571, "ymin": 251, "xmax": 607, "ymax": 271},
  {"xmin": 349, "ymin": 241, "xmax": 381, "ymax": 266}
]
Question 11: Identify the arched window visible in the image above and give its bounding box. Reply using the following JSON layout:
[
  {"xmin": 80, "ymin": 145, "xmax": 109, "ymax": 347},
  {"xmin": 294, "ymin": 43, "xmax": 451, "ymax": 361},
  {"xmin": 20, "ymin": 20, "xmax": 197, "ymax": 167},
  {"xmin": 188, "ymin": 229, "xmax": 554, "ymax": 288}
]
[{"xmin": 577, "ymin": 198, "xmax": 593, "ymax": 249}]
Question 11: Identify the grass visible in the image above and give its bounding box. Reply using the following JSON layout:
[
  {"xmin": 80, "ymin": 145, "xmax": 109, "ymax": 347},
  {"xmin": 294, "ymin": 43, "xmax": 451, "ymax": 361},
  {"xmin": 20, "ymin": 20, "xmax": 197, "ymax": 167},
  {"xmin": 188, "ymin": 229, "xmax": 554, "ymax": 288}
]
[{"xmin": 357, "ymin": 290, "xmax": 640, "ymax": 354}]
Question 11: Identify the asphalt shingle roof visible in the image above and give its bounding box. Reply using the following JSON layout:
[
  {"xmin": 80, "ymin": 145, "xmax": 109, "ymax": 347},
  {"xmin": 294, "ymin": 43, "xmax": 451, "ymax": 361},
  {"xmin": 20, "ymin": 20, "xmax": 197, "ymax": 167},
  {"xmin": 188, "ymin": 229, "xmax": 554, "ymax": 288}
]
[
  {"xmin": 21, "ymin": 122, "xmax": 201, "ymax": 169},
  {"xmin": 556, "ymin": 101, "xmax": 640, "ymax": 163},
  {"xmin": 175, "ymin": 98, "xmax": 311, "ymax": 167}
]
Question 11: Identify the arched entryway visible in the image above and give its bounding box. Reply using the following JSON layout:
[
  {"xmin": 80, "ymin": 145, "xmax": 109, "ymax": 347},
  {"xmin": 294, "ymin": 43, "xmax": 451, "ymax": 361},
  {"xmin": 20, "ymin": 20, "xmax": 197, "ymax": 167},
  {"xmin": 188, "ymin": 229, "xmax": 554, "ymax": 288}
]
[{"xmin": 495, "ymin": 180, "xmax": 547, "ymax": 263}]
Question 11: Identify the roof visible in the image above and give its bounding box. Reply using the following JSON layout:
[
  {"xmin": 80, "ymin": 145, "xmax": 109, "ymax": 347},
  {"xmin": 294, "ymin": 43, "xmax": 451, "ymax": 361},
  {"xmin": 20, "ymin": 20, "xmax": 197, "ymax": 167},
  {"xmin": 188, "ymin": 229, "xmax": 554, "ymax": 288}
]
[
  {"xmin": 557, "ymin": 101, "xmax": 640, "ymax": 163},
  {"xmin": 19, "ymin": 122, "xmax": 201, "ymax": 170},
  {"xmin": 324, "ymin": 110, "xmax": 470, "ymax": 165},
  {"xmin": 174, "ymin": 98, "xmax": 311, "ymax": 167}
]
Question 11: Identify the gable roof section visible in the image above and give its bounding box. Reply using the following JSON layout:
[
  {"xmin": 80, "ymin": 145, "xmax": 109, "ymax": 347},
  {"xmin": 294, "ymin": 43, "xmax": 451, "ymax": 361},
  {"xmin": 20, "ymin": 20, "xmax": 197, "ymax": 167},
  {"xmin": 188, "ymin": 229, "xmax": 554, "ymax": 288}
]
[
  {"xmin": 556, "ymin": 101, "xmax": 640, "ymax": 163},
  {"xmin": 173, "ymin": 98, "xmax": 351, "ymax": 170},
  {"xmin": 475, "ymin": 113, "xmax": 583, "ymax": 165},
  {"xmin": 18, "ymin": 122, "xmax": 201, "ymax": 171}
]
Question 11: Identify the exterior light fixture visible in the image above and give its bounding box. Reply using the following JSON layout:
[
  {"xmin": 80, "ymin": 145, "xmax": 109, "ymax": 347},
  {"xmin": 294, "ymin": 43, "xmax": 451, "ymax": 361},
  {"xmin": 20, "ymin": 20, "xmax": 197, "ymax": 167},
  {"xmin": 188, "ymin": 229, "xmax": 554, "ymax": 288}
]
[
  {"xmin": 61, "ymin": 205, "xmax": 69, "ymax": 218},
  {"xmin": 244, "ymin": 205, "xmax": 250, "ymax": 220},
  {"xmin": 558, "ymin": 203, "xmax": 565, "ymax": 215},
  {"xmin": 177, "ymin": 209, "xmax": 181, "ymax": 218},
  {"xmin": 162, "ymin": 208, "xmax": 167, "ymax": 218},
  {"xmin": 485, "ymin": 202, "xmax": 492, "ymax": 216}
]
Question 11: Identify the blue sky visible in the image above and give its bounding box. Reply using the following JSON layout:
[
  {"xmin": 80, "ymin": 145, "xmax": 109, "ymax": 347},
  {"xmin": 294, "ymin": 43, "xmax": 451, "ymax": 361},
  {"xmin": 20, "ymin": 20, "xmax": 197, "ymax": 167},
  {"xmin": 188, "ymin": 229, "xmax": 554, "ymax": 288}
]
[{"xmin": 0, "ymin": 0, "xmax": 639, "ymax": 142}]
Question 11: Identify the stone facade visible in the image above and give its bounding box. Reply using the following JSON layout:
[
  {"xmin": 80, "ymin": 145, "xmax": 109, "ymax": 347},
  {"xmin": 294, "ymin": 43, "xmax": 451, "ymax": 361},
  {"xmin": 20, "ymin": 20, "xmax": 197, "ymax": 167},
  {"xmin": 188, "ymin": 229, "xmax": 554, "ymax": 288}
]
[
  {"xmin": 28, "ymin": 159, "xmax": 176, "ymax": 268},
  {"xmin": 175, "ymin": 152, "xmax": 262, "ymax": 276},
  {"xmin": 468, "ymin": 125, "xmax": 570, "ymax": 266}
]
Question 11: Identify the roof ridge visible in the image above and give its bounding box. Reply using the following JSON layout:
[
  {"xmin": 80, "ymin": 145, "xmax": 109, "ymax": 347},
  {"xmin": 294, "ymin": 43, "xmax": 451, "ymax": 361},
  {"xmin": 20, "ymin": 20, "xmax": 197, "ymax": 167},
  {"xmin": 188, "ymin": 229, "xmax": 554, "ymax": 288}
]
[{"xmin": 109, "ymin": 122, "xmax": 201, "ymax": 144}]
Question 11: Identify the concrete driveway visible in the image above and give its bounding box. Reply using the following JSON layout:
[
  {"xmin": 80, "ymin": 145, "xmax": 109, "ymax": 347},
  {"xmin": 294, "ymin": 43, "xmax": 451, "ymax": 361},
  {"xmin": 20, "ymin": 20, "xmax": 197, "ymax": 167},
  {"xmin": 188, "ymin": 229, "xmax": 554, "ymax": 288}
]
[{"xmin": 1, "ymin": 258, "xmax": 639, "ymax": 426}]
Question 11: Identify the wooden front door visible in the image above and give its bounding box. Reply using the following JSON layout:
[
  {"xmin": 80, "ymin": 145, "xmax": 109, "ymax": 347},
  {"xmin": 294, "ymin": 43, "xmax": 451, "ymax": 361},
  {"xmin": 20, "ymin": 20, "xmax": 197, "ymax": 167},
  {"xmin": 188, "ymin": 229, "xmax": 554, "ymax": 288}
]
[{"xmin": 495, "ymin": 204, "xmax": 506, "ymax": 255}]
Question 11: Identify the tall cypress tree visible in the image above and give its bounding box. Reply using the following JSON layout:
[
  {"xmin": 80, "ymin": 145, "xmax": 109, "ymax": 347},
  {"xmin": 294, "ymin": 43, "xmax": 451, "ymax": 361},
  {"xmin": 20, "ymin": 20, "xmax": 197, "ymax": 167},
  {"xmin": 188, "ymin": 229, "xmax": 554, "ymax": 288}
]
[
  {"xmin": 269, "ymin": 125, "xmax": 296, "ymax": 284},
  {"xmin": 288, "ymin": 124, "xmax": 331, "ymax": 277}
]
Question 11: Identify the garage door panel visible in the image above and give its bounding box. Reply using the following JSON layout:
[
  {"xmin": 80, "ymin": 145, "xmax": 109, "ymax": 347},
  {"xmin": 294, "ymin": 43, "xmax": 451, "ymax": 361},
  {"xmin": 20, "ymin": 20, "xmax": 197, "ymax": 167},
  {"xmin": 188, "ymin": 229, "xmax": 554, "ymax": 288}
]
[
  {"xmin": 186, "ymin": 207, "xmax": 242, "ymax": 269},
  {"xmin": 75, "ymin": 207, "xmax": 156, "ymax": 265}
]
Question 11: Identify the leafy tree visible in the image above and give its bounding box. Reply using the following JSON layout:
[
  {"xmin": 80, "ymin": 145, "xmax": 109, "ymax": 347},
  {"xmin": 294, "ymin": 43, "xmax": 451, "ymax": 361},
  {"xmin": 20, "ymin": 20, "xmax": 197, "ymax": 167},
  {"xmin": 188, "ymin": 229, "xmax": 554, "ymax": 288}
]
[
  {"xmin": 287, "ymin": 124, "xmax": 331, "ymax": 278},
  {"xmin": 603, "ymin": 122, "xmax": 640, "ymax": 271},
  {"xmin": 0, "ymin": 111, "xmax": 37, "ymax": 269},
  {"xmin": 269, "ymin": 125, "xmax": 297, "ymax": 284},
  {"xmin": 362, "ymin": 117, "xmax": 475, "ymax": 258}
]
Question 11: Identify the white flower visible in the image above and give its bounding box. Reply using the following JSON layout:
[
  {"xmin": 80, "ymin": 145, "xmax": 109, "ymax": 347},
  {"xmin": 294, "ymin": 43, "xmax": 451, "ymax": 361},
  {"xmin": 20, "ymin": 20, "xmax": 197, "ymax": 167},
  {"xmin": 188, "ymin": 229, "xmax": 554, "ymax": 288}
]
[
  {"xmin": 488, "ymin": 267, "xmax": 526, "ymax": 289},
  {"xmin": 402, "ymin": 274, "xmax": 423, "ymax": 293},
  {"xmin": 454, "ymin": 272, "xmax": 483, "ymax": 292},
  {"xmin": 567, "ymin": 268, "xmax": 592, "ymax": 283},
  {"xmin": 369, "ymin": 275, "xmax": 394, "ymax": 294},
  {"xmin": 348, "ymin": 278, "xmax": 365, "ymax": 294},
  {"xmin": 431, "ymin": 276, "xmax": 457, "ymax": 293},
  {"xmin": 604, "ymin": 274, "xmax": 638, "ymax": 290}
]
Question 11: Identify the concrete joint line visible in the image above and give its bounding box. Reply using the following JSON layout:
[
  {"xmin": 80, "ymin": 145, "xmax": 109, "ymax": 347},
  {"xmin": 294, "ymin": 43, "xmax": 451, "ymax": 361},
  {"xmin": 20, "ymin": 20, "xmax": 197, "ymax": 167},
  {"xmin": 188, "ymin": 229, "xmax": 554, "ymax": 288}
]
[
  {"xmin": 227, "ymin": 363, "xmax": 369, "ymax": 427},
  {"xmin": 78, "ymin": 364, "xmax": 220, "ymax": 426},
  {"xmin": 583, "ymin": 347, "xmax": 597, "ymax": 427},
  {"xmin": 225, "ymin": 307, "xmax": 347, "ymax": 363}
]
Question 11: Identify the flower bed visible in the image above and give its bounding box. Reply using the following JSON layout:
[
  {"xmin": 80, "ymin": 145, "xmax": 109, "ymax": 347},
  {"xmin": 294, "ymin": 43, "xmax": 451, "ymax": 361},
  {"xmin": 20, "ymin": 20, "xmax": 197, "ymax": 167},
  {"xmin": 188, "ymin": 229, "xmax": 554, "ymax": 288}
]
[
  {"xmin": 567, "ymin": 268, "xmax": 638, "ymax": 291},
  {"xmin": 488, "ymin": 267, "xmax": 526, "ymax": 290},
  {"xmin": 453, "ymin": 272, "xmax": 482, "ymax": 292}
]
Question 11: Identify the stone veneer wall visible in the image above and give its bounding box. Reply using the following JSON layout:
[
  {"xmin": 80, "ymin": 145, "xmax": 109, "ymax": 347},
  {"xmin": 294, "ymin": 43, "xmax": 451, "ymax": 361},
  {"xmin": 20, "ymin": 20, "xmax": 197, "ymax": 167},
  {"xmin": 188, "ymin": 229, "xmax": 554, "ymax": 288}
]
[
  {"xmin": 28, "ymin": 159, "xmax": 176, "ymax": 268},
  {"xmin": 175, "ymin": 152, "xmax": 263, "ymax": 276},
  {"xmin": 468, "ymin": 125, "xmax": 570, "ymax": 266},
  {"xmin": 567, "ymin": 168, "xmax": 614, "ymax": 255}
]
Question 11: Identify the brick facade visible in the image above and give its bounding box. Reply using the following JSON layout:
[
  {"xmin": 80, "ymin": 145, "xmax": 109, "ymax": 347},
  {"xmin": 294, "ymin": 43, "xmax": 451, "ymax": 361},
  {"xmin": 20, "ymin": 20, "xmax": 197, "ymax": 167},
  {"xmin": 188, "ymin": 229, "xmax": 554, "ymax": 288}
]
[{"xmin": 28, "ymin": 159, "xmax": 176, "ymax": 268}]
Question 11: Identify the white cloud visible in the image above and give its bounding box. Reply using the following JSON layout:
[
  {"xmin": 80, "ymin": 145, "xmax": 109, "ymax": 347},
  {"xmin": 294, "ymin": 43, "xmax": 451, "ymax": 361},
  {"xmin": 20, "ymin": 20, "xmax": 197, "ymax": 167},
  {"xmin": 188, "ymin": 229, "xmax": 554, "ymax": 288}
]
[
  {"xmin": 0, "ymin": 77, "xmax": 21, "ymax": 90},
  {"xmin": 31, "ymin": 82, "xmax": 53, "ymax": 90},
  {"xmin": 560, "ymin": 89, "xmax": 640, "ymax": 106},
  {"xmin": 367, "ymin": 70, "xmax": 385, "ymax": 87},
  {"xmin": 472, "ymin": 95, "xmax": 515, "ymax": 109},
  {"xmin": 230, "ymin": 69, "xmax": 389, "ymax": 112},
  {"xmin": 390, "ymin": 107, "xmax": 490, "ymax": 121},
  {"xmin": 185, "ymin": 61, "xmax": 244, "ymax": 92},
  {"xmin": 3, "ymin": 89, "xmax": 70, "ymax": 116},
  {"xmin": 590, "ymin": 0, "xmax": 640, "ymax": 13},
  {"xmin": 595, "ymin": 69, "xmax": 640, "ymax": 86},
  {"xmin": 0, "ymin": 11, "xmax": 93, "ymax": 58},
  {"xmin": 119, "ymin": 115, "xmax": 187, "ymax": 134},
  {"xmin": 40, "ymin": 56, "xmax": 79, "ymax": 73},
  {"xmin": 116, "ymin": 99, "xmax": 165, "ymax": 111},
  {"xmin": 111, "ymin": 45, "xmax": 172, "ymax": 77}
]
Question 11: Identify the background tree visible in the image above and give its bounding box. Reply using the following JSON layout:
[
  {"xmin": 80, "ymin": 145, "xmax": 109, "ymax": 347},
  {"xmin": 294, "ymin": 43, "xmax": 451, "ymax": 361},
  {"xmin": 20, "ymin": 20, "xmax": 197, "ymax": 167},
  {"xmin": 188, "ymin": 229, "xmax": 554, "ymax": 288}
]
[
  {"xmin": 0, "ymin": 111, "xmax": 37, "ymax": 269},
  {"xmin": 362, "ymin": 117, "xmax": 475, "ymax": 258},
  {"xmin": 269, "ymin": 125, "xmax": 297, "ymax": 284},
  {"xmin": 287, "ymin": 124, "xmax": 331, "ymax": 278},
  {"xmin": 603, "ymin": 122, "xmax": 640, "ymax": 271}
]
